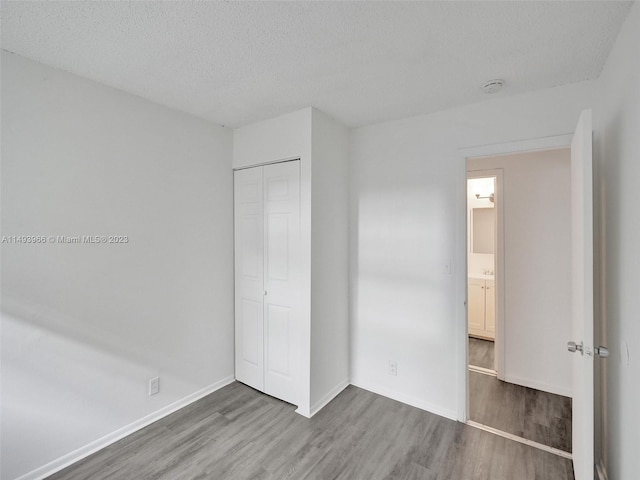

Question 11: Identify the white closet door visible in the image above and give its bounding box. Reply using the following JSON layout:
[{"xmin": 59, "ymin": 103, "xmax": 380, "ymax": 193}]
[
  {"xmin": 263, "ymin": 161, "xmax": 300, "ymax": 405},
  {"xmin": 234, "ymin": 167, "xmax": 265, "ymax": 391}
]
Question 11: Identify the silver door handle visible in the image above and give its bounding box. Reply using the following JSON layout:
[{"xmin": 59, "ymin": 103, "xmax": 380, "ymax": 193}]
[
  {"xmin": 595, "ymin": 346, "xmax": 610, "ymax": 358},
  {"xmin": 567, "ymin": 341, "xmax": 583, "ymax": 354}
]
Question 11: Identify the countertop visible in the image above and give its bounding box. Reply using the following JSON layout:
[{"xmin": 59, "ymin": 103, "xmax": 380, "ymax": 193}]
[{"xmin": 468, "ymin": 273, "xmax": 495, "ymax": 281}]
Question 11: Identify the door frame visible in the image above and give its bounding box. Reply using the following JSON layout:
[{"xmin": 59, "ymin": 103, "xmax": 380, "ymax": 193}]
[
  {"xmin": 233, "ymin": 157, "xmax": 307, "ymax": 413},
  {"xmin": 466, "ymin": 169, "xmax": 504, "ymax": 379},
  {"xmin": 456, "ymin": 133, "xmax": 573, "ymax": 422}
]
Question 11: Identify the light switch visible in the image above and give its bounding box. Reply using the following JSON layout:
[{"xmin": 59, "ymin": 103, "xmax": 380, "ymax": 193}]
[{"xmin": 620, "ymin": 341, "xmax": 630, "ymax": 366}]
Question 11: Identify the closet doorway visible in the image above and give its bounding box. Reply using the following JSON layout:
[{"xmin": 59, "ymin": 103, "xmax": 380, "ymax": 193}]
[{"xmin": 234, "ymin": 160, "xmax": 302, "ymax": 406}]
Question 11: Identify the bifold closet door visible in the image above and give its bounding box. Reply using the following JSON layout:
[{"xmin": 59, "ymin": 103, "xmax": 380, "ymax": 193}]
[
  {"xmin": 234, "ymin": 166, "xmax": 265, "ymax": 391},
  {"xmin": 234, "ymin": 161, "xmax": 300, "ymax": 405}
]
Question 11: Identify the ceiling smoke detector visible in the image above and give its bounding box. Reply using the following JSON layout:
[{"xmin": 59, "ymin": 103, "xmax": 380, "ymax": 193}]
[{"xmin": 482, "ymin": 79, "xmax": 504, "ymax": 94}]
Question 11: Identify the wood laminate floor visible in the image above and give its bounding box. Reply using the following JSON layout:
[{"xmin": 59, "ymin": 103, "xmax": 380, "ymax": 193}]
[
  {"xmin": 468, "ymin": 337, "xmax": 495, "ymax": 370},
  {"xmin": 48, "ymin": 382, "xmax": 574, "ymax": 480},
  {"xmin": 469, "ymin": 371, "xmax": 572, "ymax": 453}
]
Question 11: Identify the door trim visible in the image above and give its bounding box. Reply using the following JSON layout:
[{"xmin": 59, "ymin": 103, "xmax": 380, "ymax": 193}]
[
  {"xmin": 458, "ymin": 134, "xmax": 573, "ymax": 159},
  {"xmin": 467, "ymin": 420, "xmax": 573, "ymax": 460},
  {"xmin": 233, "ymin": 157, "xmax": 301, "ymax": 171},
  {"xmin": 456, "ymin": 133, "xmax": 573, "ymax": 423}
]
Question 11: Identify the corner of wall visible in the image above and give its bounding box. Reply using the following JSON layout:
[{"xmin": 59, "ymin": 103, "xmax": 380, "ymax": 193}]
[{"xmin": 309, "ymin": 108, "xmax": 350, "ymax": 409}]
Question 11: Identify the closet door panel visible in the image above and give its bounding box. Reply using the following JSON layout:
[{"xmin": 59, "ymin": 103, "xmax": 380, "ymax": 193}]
[
  {"xmin": 266, "ymin": 214, "xmax": 290, "ymax": 281},
  {"xmin": 240, "ymin": 300, "xmax": 262, "ymax": 366},
  {"xmin": 266, "ymin": 304, "xmax": 291, "ymax": 377},
  {"xmin": 263, "ymin": 161, "xmax": 300, "ymax": 405},
  {"xmin": 234, "ymin": 167, "xmax": 265, "ymax": 391}
]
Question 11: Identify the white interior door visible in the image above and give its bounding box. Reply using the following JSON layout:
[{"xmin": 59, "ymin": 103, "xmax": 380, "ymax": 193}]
[
  {"xmin": 234, "ymin": 161, "xmax": 300, "ymax": 406},
  {"xmin": 570, "ymin": 109, "xmax": 594, "ymax": 480},
  {"xmin": 234, "ymin": 167, "xmax": 265, "ymax": 391},
  {"xmin": 262, "ymin": 161, "xmax": 300, "ymax": 405}
]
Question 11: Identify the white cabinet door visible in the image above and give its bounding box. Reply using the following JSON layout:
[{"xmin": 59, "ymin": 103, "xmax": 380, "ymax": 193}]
[
  {"xmin": 234, "ymin": 167, "xmax": 265, "ymax": 391},
  {"xmin": 468, "ymin": 278, "xmax": 495, "ymax": 340},
  {"xmin": 485, "ymin": 280, "xmax": 495, "ymax": 333},
  {"xmin": 263, "ymin": 161, "xmax": 300, "ymax": 405},
  {"xmin": 234, "ymin": 161, "xmax": 300, "ymax": 406},
  {"xmin": 468, "ymin": 279, "xmax": 485, "ymax": 333}
]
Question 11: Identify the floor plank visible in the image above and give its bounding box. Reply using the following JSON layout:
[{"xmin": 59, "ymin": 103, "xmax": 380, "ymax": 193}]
[
  {"xmin": 48, "ymin": 382, "xmax": 574, "ymax": 480},
  {"xmin": 469, "ymin": 371, "xmax": 572, "ymax": 453},
  {"xmin": 468, "ymin": 337, "xmax": 495, "ymax": 370}
]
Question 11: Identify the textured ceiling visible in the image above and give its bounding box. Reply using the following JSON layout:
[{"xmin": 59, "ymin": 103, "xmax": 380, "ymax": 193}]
[{"xmin": 0, "ymin": 1, "xmax": 633, "ymax": 128}]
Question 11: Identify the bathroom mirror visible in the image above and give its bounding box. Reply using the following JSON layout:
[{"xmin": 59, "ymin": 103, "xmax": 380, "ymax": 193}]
[{"xmin": 472, "ymin": 207, "xmax": 495, "ymax": 254}]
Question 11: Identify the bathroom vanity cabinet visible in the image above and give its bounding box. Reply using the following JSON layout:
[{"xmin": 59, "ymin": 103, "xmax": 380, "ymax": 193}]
[{"xmin": 468, "ymin": 276, "xmax": 495, "ymax": 340}]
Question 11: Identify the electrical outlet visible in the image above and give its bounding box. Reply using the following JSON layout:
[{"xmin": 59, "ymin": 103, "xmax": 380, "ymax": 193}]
[
  {"xmin": 148, "ymin": 376, "xmax": 159, "ymax": 396},
  {"xmin": 388, "ymin": 360, "xmax": 397, "ymax": 376}
]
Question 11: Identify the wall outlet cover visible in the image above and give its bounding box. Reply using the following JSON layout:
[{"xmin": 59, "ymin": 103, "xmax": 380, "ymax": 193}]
[
  {"xmin": 388, "ymin": 360, "xmax": 397, "ymax": 376},
  {"xmin": 149, "ymin": 376, "xmax": 160, "ymax": 396}
]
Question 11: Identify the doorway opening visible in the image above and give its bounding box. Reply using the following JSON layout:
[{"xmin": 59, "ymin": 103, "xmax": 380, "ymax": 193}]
[
  {"xmin": 465, "ymin": 147, "xmax": 574, "ymax": 459},
  {"xmin": 467, "ymin": 174, "xmax": 499, "ymax": 378}
]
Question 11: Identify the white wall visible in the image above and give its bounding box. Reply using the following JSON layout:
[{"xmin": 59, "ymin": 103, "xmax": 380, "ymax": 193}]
[
  {"xmin": 594, "ymin": 3, "xmax": 640, "ymax": 478},
  {"xmin": 1, "ymin": 53, "xmax": 235, "ymax": 480},
  {"xmin": 233, "ymin": 109, "xmax": 312, "ymax": 170},
  {"xmin": 468, "ymin": 149, "xmax": 572, "ymax": 396},
  {"xmin": 310, "ymin": 109, "xmax": 350, "ymax": 412},
  {"xmin": 349, "ymin": 80, "xmax": 595, "ymax": 419}
]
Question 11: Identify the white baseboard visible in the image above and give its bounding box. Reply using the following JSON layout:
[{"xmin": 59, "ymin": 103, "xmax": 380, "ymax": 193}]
[
  {"xmin": 294, "ymin": 405, "xmax": 311, "ymax": 418},
  {"xmin": 596, "ymin": 459, "xmax": 608, "ymax": 480},
  {"xmin": 350, "ymin": 378, "xmax": 457, "ymax": 421},
  {"xmin": 16, "ymin": 376, "xmax": 235, "ymax": 480},
  {"xmin": 468, "ymin": 365, "xmax": 497, "ymax": 376},
  {"xmin": 308, "ymin": 378, "xmax": 350, "ymax": 417},
  {"xmin": 503, "ymin": 373, "xmax": 572, "ymax": 398}
]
